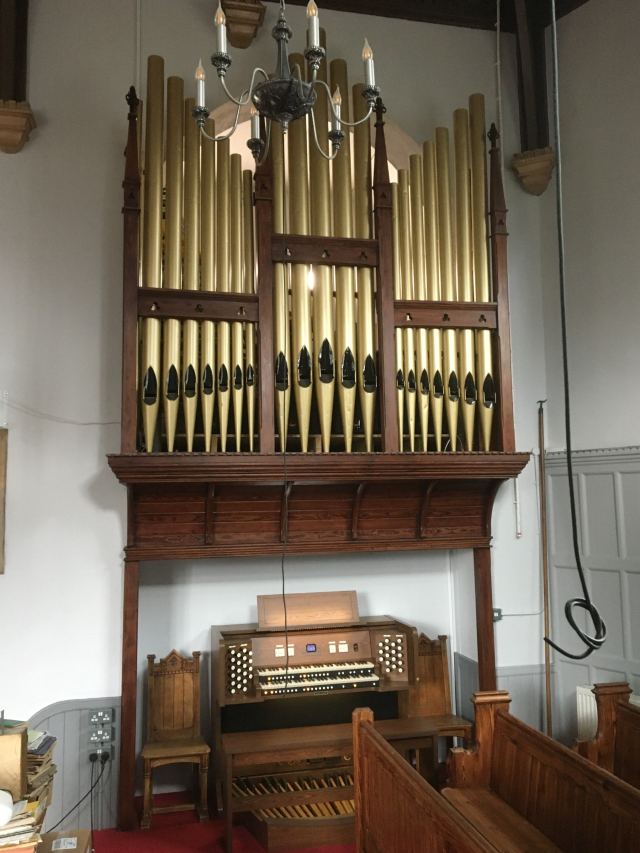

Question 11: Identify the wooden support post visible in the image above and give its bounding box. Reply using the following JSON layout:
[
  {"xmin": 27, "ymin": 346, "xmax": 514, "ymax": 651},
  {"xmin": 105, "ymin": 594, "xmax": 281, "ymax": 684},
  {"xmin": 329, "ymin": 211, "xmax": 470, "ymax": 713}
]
[
  {"xmin": 121, "ymin": 88, "xmax": 141, "ymax": 453},
  {"xmin": 118, "ymin": 555, "xmax": 140, "ymax": 830},
  {"xmin": 473, "ymin": 547, "xmax": 497, "ymax": 691},
  {"xmin": 254, "ymin": 162, "xmax": 275, "ymax": 454},
  {"xmin": 372, "ymin": 99, "xmax": 398, "ymax": 452},
  {"xmin": 352, "ymin": 707, "xmax": 374, "ymax": 853}
]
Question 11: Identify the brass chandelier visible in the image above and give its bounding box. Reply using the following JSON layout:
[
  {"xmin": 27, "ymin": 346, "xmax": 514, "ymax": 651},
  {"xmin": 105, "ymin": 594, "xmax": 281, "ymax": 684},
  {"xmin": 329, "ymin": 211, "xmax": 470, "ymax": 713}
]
[{"xmin": 192, "ymin": 0, "xmax": 380, "ymax": 161}]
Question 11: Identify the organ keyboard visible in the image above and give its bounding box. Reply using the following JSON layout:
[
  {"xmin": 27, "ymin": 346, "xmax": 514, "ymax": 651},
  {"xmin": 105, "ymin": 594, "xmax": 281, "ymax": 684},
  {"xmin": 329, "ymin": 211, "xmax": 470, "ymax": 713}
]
[{"xmin": 215, "ymin": 617, "xmax": 415, "ymax": 705}]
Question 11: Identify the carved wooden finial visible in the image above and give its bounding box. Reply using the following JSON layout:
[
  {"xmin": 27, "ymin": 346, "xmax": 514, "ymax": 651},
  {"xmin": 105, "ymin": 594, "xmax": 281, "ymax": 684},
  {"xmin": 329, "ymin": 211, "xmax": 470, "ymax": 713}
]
[
  {"xmin": 126, "ymin": 85, "xmax": 139, "ymax": 114},
  {"xmin": 488, "ymin": 122, "xmax": 500, "ymax": 150},
  {"xmin": 373, "ymin": 97, "xmax": 390, "ymax": 189}
]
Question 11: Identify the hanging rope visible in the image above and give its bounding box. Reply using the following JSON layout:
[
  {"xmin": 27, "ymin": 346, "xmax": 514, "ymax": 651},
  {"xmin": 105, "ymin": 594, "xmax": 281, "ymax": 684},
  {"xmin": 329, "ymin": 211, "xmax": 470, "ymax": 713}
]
[{"xmin": 544, "ymin": 0, "xmax": 606, "ymax": 660}]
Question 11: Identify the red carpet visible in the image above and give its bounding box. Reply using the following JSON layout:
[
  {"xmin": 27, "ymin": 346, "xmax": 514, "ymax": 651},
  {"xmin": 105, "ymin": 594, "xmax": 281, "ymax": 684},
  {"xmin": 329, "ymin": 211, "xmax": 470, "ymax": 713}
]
[{"xmin": 92, "ymin": 796, "xmax": 356, "ymax": 853}]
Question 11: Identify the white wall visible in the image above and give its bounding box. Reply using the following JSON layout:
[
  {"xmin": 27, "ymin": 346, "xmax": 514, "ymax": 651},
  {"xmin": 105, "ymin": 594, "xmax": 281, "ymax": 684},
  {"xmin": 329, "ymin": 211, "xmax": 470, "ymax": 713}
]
[
  {"xmin": 541, "ymin": 0, "xmax": 640, "ymax": 451},
  {"xmin": 0, "ymin": 0, "xmax": 548, "ymax": 720}
]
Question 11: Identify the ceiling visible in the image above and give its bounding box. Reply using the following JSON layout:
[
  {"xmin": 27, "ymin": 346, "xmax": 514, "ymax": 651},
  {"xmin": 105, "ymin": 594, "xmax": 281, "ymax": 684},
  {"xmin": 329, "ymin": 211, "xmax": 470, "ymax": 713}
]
[{"xmin": 278, "ymin": 0, "xmax": 591, "ymax": 34}]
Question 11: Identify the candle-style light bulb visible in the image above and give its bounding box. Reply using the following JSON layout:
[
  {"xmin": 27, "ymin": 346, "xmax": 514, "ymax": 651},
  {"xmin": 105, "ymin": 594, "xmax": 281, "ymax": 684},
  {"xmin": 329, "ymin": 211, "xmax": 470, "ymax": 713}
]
[
  {"xmin": 362, "ymin": 38, "xmax": 375, "ymax": 88},
  {"xmin": 250, "ymin": 105, "xmax": 260, "ymax": 140},
  {"xmin": 195, "ymin": 59, "xmax": 206, "ymax": 108},
  {"xmin": 331, "ymin": 85, "xmax": 342, "ymax": 130},
  {"xmin": 215, "ymin": 4, "xmax": 228, "ymax": 54},
  {"xmin": 306, "ymin": 0, "xmax": 320, "ymax": 49}
]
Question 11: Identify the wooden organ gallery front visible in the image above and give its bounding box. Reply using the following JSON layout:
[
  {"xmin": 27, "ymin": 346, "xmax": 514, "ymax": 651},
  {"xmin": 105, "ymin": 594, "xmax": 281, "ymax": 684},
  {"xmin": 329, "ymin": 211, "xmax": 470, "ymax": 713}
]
[{"xmin": 108, "ymin": 48, "xmax": 529, "ymax": 830}]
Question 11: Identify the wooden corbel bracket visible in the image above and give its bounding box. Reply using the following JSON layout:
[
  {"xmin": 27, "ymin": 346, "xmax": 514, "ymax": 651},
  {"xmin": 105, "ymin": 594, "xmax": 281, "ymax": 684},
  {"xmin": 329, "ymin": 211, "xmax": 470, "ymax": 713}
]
[
  {"xmin": 351, "ymin": 482, "xmax": 367, "ymax": 541},
  {"xmin": 418, "ymin": 481, "xmax": 439, "ymax": 539},
  {"xmin": 280, "ymin": 482, "xmax": 293, "ymax": 544}
]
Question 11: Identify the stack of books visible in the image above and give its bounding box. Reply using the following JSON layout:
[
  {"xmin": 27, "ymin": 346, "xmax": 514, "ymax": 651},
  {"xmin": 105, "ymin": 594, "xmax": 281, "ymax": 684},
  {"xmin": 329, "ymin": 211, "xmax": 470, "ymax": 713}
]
[
  {"xmin": 0, "ymin": 797, "xmax": 47, "ymax": 850},
  {"xmin": 0, "ymin": 729, "xmax": 57, "ymax": 851},
  {"xmin": 25, "ymin": 732, "xmax": 56, "ymax": 807}
]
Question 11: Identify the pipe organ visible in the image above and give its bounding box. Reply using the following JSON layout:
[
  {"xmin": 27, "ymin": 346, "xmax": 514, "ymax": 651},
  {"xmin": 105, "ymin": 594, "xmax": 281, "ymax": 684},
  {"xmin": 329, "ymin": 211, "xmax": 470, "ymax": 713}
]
[
  {"xmin": 110, "ymin": 41, "xmax": 529, "ymax": 834},
  {"xmin": 128, "ymin": 50, "xmax": 506, "ymax": 456}
]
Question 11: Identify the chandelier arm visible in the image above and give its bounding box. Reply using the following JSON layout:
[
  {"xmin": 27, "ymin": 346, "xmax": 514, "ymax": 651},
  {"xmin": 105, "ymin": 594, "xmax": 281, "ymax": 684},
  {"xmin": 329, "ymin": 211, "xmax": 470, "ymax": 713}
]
[
  {"xmin": 199, "ymin": 100, "xmax": 243, "ymax": 142},
  {"xmin": 314, "ymin": 79, "xmax": 375, "ymax": 129},
  {"xmin": 219, "ymin": 66, "xmax": 270, "ymax": 107},
  {"xmin": 309, "ymin": 108, "xmax": 340, "ymax": 162}
]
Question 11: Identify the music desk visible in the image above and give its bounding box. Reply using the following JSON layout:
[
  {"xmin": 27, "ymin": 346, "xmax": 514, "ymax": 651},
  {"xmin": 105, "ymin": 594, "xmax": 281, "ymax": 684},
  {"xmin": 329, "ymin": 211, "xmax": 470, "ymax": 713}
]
[{"xmin": 221, "ymin": 714, "xmax": 472, "ymax": 852}]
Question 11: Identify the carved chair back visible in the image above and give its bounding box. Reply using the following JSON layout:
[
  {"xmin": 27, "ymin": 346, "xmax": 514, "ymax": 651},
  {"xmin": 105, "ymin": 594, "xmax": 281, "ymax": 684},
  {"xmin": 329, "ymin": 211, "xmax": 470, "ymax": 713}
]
[{"xmin": 146, "ymin": 649, "xmax": 201, "ymax": 743}]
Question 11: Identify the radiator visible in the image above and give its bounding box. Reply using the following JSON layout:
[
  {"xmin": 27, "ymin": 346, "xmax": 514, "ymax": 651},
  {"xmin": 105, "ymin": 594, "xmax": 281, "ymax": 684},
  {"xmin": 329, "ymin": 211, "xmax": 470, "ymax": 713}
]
[
  {"xmin": 576, "ymin": 685, "xmax": 598, "ymax": 740},
  {"xmin": 576, "ymin": 685, "xmax": 640, "ymax": 739}
]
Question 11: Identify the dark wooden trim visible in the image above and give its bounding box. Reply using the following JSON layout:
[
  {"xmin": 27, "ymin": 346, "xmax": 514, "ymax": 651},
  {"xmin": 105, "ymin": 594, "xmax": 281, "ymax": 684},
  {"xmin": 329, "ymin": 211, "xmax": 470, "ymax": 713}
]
[
  {"xmin": 271, "ymin": 233, "xmax": 378, "ymax": 268},
  {"xmin": 126, "ymin": 535, "xmax": 495, "ymax": 562},
  {"xmin": 118, "ymin": 557, "xmax": 140, "ymax": 830},
  {"xmin": 121, "ymin": 88, "xmax": 141, "ymax": 454},
  {"xmin": 275, "ymin": 0, "xmax": 590, "ymax": 31},
  {"xmin": 514, "ymin": 0, "xmax": 550, "ymax": 152},
  {"xmin": 137, "ymin": 288, "xmax": 259, "ymax": 322},
  {"xmin": 394, "ymin": 300, "xmax": 497, "ymax": 330},
  {"xmin": 276, "ymin": 0, "xmax": 517, "ymax": 32},
  {"xmin": 108, "ymin": 451, "xmax": 530, "ymax": 485},
  {"xmin": 473, "ymin": 547, "xmax": 497, "ymax": 691},
  {"xmin": 0, "ymin": 0, "xmax": 28, "ymax": 102},
  {"xmin": 254, "ymin": 165, "xmax": 276, "ymax": 454},
  {"xmin": 488, "ymin": 126, "xmax": 515, "ymax": 453},
  {"xmin": 373, "ymin": 100, "xmax": 398, "ymax": 452}
]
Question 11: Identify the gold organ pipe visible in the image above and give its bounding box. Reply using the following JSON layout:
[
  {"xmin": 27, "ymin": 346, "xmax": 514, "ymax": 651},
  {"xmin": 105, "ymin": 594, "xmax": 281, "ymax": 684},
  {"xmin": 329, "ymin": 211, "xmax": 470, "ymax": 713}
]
[
  {"xmin": 288, "ymin": 54, "xmax": 313, "ymax": 453},
  {"xmin": 216, "ymin": 138, "xmax": 231, "ymax": 451},
  {"xmin": 409, "ymin": 153, "xmax": 430, "ymax": 452},
  {"xmin": 435, "ymin": 127, "xmax": 459, "ymax": 451},
  {"xmin": 309, "ymin": 45, "xmax": 334, "ymax": 453},
  {"xmin": 454, "ymin": 108, "xmax": 477, "ymax": 451},
  {"xmin": 469, "ymin": 93, "xmax": 495, "ymax": 451},
  {"xmin": 140, "ymin": 55, "xmax": 164, "ymax": 451},
  {"xmin": 423, "ymin": 139, "xmax": 444, "ymax": 451},
  {"xmin": 330, "ymin": 59, "xmax": 357, "ymax": 453},
  {"xmin": 230, "ymin": 154, "xmax": 244, "ymax": 452},
  {"xmin": 398, "ymin": 168, "xmax": 416, "ymax": 452},
  {"xmin": 271, "ymin": 124, "xmax": 290, "ymax": 451},
  {"xmin": 182, "ymin": 96, "xmax": 200, "ymax": 452},
  {"xmin": 391, "ymin": 183, "xmax": 405, "ymax": 450},
  {"xmin": 353, "ymin": 83, "xmax": 377, "ymax": 452},
  {"xmin": 162, "ymin": 75, "xmax": 183, "ymax": 452},
  {"xmin": 200, "ymin": 117, "xmax": 216, "ymax": 452},
  {"xmin": 243, "ymin": 168, "xmax": 256, "ymax": 452}
]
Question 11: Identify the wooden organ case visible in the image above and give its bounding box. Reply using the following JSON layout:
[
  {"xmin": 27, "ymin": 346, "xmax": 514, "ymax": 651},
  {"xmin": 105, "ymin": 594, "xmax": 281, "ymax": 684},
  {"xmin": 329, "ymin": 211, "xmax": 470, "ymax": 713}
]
[{"xmin": 107, "ymin": 44, "xmax": 529, "ymax": 831}]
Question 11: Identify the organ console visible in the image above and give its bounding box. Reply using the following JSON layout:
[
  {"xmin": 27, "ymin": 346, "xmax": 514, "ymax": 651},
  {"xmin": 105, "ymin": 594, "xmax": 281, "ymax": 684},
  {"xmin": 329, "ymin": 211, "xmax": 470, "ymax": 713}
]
[{"xmin": 212, "ymin": 591, "xmax": 471, "ymax": 850}]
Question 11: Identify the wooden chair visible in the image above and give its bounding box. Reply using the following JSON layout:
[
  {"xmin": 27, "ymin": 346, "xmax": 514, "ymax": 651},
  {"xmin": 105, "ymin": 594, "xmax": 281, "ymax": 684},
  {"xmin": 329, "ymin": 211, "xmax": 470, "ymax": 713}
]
[{"xmin": 140, "ymin": 649, "xmax": 210, "ymax": 829}]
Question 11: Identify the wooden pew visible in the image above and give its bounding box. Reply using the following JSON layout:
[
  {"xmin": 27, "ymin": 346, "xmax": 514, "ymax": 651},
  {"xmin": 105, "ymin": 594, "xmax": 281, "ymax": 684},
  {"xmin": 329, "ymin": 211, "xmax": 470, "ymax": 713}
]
[
  {"xmin": 444, "ymin": 690, "xmax": 640, "ymax": 853},
  {"xmin": 575, "ymin": 681, "xmax": 640, "ymax": 788},
  {"xmin": 352, "ymin": 708, "xmax": 495, "ymax": 853}
]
